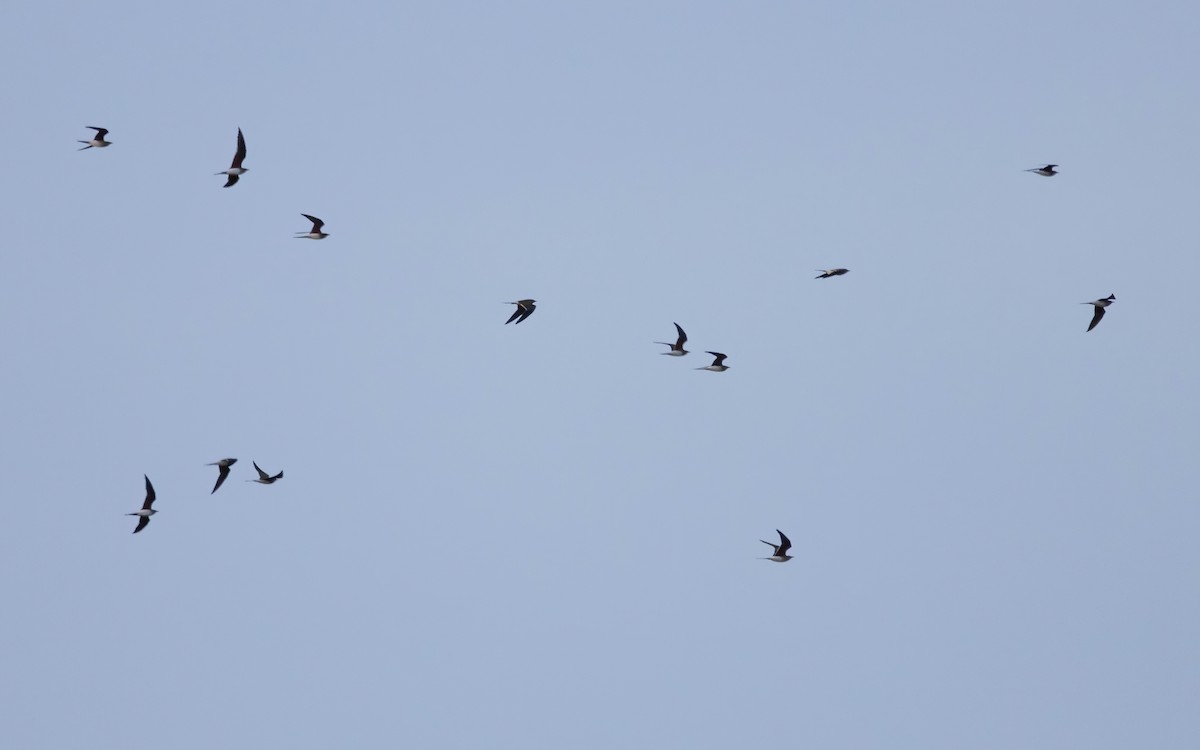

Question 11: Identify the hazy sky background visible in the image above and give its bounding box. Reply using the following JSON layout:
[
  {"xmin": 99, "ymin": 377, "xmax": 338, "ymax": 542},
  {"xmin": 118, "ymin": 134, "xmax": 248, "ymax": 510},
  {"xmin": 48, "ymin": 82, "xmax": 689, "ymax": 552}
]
[{"xmin": 2, "ymin": 1, "xmax": 1198, "ymax": 747}]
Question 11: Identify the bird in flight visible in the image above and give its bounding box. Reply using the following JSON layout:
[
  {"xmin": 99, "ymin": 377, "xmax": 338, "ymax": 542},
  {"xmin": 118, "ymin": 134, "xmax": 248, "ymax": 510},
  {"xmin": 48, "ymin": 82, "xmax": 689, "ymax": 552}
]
[
  {"xmin": 760, "ymin": 529, "xmax": 793, "ymax": 562},
  {"xmin": 127, "ymin": 475, "xmax": 158, "ymax": 534},
  {"xmin": 1083, "ymin": 293, "xmax": 1115, "ymax": 332},
  {"xmin": 77, "ymin": 126, "xmax": 111, "ymax": 150},
  {"xmin": 249, "ymin": 461, "xmax": 283, "ymax": 484},
  {"xmin": 216, "ymin": 127, "xmax": 248, "ymax": 187},
  {"xmin": 815, "ymin": 268, "xmax": 849, "ymax": 279},
  {"xmin": 505, "ymin": 299, "xmax": 536, "ymax": 325},
  {"xmin": 1026, "ymin": 164, "xmax": 1058, "ymax": 176},
  {"xmin": 207, "ymin": 458, "xmax": 238, "ymax": 495},
  {"xmin": 295, "ymin": 214, "xmax": 329, "ymax": 239},
  {"xmin": 697, "ymin": 352, "xmax": 729, "ymax": 372},
  {"xmin": 655, "ymin": 322, "xmax": 689, "ymax": 356}
]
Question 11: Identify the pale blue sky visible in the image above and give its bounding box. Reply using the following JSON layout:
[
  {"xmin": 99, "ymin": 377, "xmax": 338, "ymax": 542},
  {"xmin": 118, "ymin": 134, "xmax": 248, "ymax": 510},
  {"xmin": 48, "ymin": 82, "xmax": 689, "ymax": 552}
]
[{"xmin": 1, "ymin": 1, "xmax": 1198, "ymax": 747}]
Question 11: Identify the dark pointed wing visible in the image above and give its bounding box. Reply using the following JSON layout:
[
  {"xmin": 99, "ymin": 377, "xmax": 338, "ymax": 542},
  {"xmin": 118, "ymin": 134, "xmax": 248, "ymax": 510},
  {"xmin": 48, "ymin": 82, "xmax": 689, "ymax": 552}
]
[
  {"xmin": 89, "ymin": 127, "xmax": 109, "ymax": 138},
  {"xmin": 272, "ymin": 471, "xmax": 283, "ymax": 481},
  {"xmin": 133, "ymin": 515, "xmax": 150, "ymax": 534},
  {"xmin": 143, "ymin": 475, "xmax": 156, "ymax": 509},
  {"xmin": 776, "ymin": 530, "xmax": 792, "ymax": 555},
  {"xmin": 301, "ymin": 214, "xmax": 324, "ymax": 232},
  {"xmin": 1087, "ymin": 306, "xmax": 1105, "ymax": 332},
  {"xmin": 212, "ymin": 465, "xmax": 230, "ymax": 494},
  {"xmin": 760, "ymin": 539, "xmax": 780, "ymax": 555},
  {"xmin": 517, "ymin": 302, "xmax": 535, "ymax": 323},
  {"xmin": 253, "ymin": 461, "xmax": 270, "ymax": 481},
  {"xmin": 231, "ymin": 128, "xmax": 246, "ymax": 168},
  {"xmin": 707, "ymin": 352, "xmax": 727, "ymax": 366},
  {"xmin": 673, "ymin": 322, "xmax": 687, "ymax": 347},
  {"xmin": 223, "ymin": 173, "xmax": 240, "ymax": 188},
  {"xmin": 505, "ymin": 307, "xmax": 523, "ymax": 324}
]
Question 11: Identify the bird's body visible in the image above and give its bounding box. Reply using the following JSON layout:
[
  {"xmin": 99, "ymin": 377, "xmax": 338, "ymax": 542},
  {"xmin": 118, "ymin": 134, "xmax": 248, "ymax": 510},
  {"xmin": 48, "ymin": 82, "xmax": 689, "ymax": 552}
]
[
  {"xmin": 697, "ymin": 351, "xmax": 729, "ymax": 372},
  {"xmin": 77, "ymin": 126, "xmax": 111, "ymax": 150},
  {"xmin": 815, "ymin": 268, "xmax": 849, "ymax": 279},
  {"xmin": 248, "ymin": 461, "xmax": 283, "ymax": 484},
  {"xmin": 1083, "ymin": 293, "xmax": 1115, "ymax": 332},
  {"xmin": 295, "ymin": 214, "xmax": 329, "ymax": 239},
  {"xmin": 216, "ymin": 128, "xmax": 248, "ymax": 187},
  {"xmin": 207, "ymin": 458, "xmax": 237, "ymax": 494},
  {"xmin": 760, "ymin": 529, "xmax": 793, "ymax": 562},
  {"xmin": 655, "ymin": 322, "xmax": 689, "ymax": 356},
  {"xmin": 127, "ymin": 475, "xmax": 158, "ymax": 534},
  {"xmin": 505, "ymin": 299, "xmax": 536, "ymax": 325},
  {"xmin": 1026, "ymin": 164, "xmax": 1058, "ymax": 176}
]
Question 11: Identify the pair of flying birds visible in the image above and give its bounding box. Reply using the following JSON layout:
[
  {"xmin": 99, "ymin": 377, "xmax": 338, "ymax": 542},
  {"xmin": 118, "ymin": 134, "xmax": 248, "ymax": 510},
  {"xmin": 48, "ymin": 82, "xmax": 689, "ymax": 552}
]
[
  {"xmin": 80, "ymin": 125, "xmax": 247, "ymax": 186},
  {"xmin": 1021, "ymin": 165, "xmax": 1120, "ymax": 329},
  {"xmin": 816, "ymin": 266, "xmax": 1110, "ymax": 331},
  {"xmin": 655, "ymin": 323, "xmax": 730, "ymax": 371},
  {"xmin": 210, "ymin": 130, "xmax": 330, "ymax": 238},
  {"xmin": 207, "ymin": 458, "xmax": 283, "ymax": 494},
  {"xmin": 126, "ymin": 460, "xmax": 283, "ymax": 534}
]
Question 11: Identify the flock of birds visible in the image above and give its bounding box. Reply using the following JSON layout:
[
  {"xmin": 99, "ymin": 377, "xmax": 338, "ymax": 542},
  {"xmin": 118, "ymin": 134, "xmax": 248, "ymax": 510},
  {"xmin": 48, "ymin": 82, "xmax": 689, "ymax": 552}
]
[
  {"xmin": 82, "ymin": 127, "xmax": 1112, "ymax": 555},
  {"xmin": 126, "ymin": 460, "xmax": 282, "ymax": 534}
]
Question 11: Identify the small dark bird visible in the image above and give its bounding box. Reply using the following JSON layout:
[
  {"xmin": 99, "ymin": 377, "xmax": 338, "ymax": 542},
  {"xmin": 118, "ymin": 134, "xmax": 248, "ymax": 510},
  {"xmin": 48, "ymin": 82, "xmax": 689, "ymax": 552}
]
[
  {"xmin": 760, "ymin": 529, "xmax": 794, "ymax": 562},
  {"xmin": 216, "ymin": 128, "xmax": 248, "ymax": 187},
  {"xmin": 249, "ymin": 461, "xmax": 283, "ymax": 484},
  {"xmin": 77, "ymin": 126, "xmax": 111, "ymax": 150},
  {"xmin": 295, "ymin": 214, "xmax": 329, "ymax": 239},
  {"xmin": 696, "ymin": 352, "xmax": 729, "ymax": 372},
  {"xmin": 815, "ymin": 268, "xmax": 849, "ymax": 279},
  {"xmin": 207, "ymin": 458, "xmax": 238, "ymax": 494},
  {"xmin": 1083, "ymin": 294, "xmax": 1115, "ymax": 332},
  {"xmin": 127, "ymin": 475, "xmax": 158, "ymax": 534},
  {"xmin": 505, "ymin": 299, "xmax": 536, "ymax": 325},
  {"xmin": 1026, "ymin": 164, "xmax": 1058, "ymax": 176},
  {"xmin": 654, "ymin": 322, "xmax": 689, "ymax": 356}
]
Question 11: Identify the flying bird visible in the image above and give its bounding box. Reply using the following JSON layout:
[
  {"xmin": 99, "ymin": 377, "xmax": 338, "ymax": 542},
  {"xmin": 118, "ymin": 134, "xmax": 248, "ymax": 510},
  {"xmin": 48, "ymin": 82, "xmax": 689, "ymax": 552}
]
[
  {"xmin": 654, "ymin": 322, "xmax": 689, "ymax": 356},
  {"xmin": 505, "ymin": 299, "xmax": 536, "ymax": 325},
  {"xmin": 77, "ymin": 126, "xmax": 111, "ymax": 150},
  {"xmin": 216, "ymin": 127, "xmax": 248, "ymax": 187},
  {"xmin": 760, "ymin": 529, "xmax": 794, "ymax": 562},
  {"xmin": 1026, "ymin": 164, "xmax": 1058, "ymax": 176},
  {"xmin": 207, "ymin": 458, "xmax": 238, "ymax": 494},
  {"xmin": 249, "ymin": 461, "xmax": 283, "ymax": 484},
  {"xmin": 127, "ymin": 475, "xmax": 158, "ymax": 534},
  {"xmin": 815, "ymin": 268, "xmax": 849, "ymax": 279},
  {"xmin": 295, "ymin": 214, "xmax": 329, "ymax": 239},
  {"xmin": 1083, "ymin": 293, "xmax": 1115, "ymax": 332},
  {"xmin": 696, "ymin": 352, "xmax": 729, "ymax": 372}
]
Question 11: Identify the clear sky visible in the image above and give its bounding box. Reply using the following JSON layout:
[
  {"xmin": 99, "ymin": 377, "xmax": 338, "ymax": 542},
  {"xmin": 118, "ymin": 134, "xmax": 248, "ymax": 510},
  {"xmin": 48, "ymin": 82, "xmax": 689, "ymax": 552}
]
[{"xmin": 1, "ymin": 1, "xmax": 1197, "ymax": 747}]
